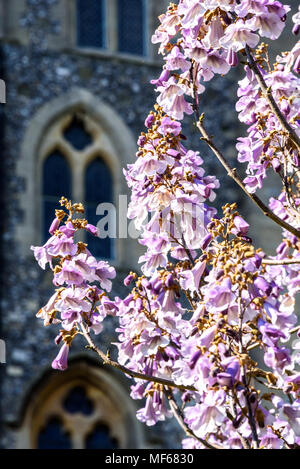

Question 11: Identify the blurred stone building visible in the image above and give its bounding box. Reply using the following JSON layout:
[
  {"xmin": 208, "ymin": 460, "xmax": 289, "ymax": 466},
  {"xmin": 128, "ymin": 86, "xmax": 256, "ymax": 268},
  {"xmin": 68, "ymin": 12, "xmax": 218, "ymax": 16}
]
[
  {"xmin": 0, "ymin": 0, "xmax": 181, "ymax": 450},
  {"xmin": 0, "ymin": 0, "xmax": 297, "ymax": 450}
]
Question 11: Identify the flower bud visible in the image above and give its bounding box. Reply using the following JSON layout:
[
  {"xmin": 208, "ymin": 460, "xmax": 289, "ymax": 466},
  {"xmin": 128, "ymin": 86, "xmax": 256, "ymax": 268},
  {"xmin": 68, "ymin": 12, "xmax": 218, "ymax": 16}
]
[
  {"xmin": 293, "ymin": 55, "xmax": 300, "ymax": 74},
  {"xmin": 145, "ymin": 114, "xmax": 155, "ymax": 128},
  {"xmin": 49, "ymin": 217, "xmax": 60, "ymax": 235},
  {"xmin": 123, "ymin": 294, "xmax": 134, "ymax": 306},
  {"xmin": 233, "ymin": 216, "xmax": 249, "ymax": 235},
  {"xmin": 141, "ymin": 278, "xmax": 152, "ymax": 289},
  {"xmin": 85, "ymin": 224, "xmax": 98, "ymax": 236},
  {"xmin": 138, "ymin": 135, "xmax": 146, "ymax": 147},
  {"xmin": 150, "ymin": 69, "xmax": 170, "ymax": 86},
  {"xmin": 254, "ymin": 276, "xmax": 272, "ymax": 296},
  {"xmin": 276, "ymin": 241, "xmax": 288, "ymax": 255},
  {"xmin": 54, "ymin": 334, "xmax": 63, "ymax": 345},
  {"xmin": 153, "ymin": 280, "xmax": 163, "ymax": 294},
  {"xmin": 217, "ymin": 372, "xmax": 234, "ymax": 388},
  {"xmin": 200, "ymin": 233, "xmax": 212, "ymax": 250},
  {"xmin": 216, "ymin": 269, "xmax": 225, "ymax": 280},
  {"xmin": 167, "ymin": 148, "xmax": 180, "ymax": 159},
  {"xmin": 52, "ymin": 343, "xmax": 69, "ymax": 371},
  {"xmin": 124, "ymin": 274, "xmax": 134, "ymax": 287},
  {"xmin": 189, "ymin": 349, "xmax": 202, "ymax": 370},
  {"xmin": 227, "ymin": 49, "xmax": 238, "ymax": 67},
  {"xmin": 165, "ymin": 274, "xmax": 174, "ymax": 288},
  {"xmin": 292, "ymin": 24, "xmax": 300, "ymax": 35},
  {"xmin": 253, "ymin": 254, "xmax": 262, "ymax": 268}
]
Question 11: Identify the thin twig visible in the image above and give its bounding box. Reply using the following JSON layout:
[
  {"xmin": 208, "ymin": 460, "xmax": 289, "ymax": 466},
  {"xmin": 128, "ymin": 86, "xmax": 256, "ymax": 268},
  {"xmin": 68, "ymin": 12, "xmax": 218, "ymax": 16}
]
[
  {"xmin": 196, "ymin": 119, "xmax": 300, "ymax": 239},
  {"xmin": 237, "ymin": 431, "xmax": 251, "ymax": 450},
  {"xmin": 245, "ymin": 45, "xmax": 300, "ymax": 153},
  {"xmin": 189, "ymin": 58, "xmax": 300, "ymax": 239},
  {"xmin": 229, "ymin": 390, "xmax": 250, "ymax": 449},
  {"xmin": 262, "ymin": 258, "xmax": 300, "ymax": 266}
]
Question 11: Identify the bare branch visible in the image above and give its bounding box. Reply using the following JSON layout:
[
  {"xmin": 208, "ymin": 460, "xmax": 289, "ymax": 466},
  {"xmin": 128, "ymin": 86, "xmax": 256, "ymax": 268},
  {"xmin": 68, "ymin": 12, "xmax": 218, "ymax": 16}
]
[
  {"xmin": 196, "ymin": 119, "xmax": 300, "ymax": 239},
  {"xmin": 262, "ymin": 258, "xmax": 300, "ymax": 266},
  {"xmin": 245, "ymin": 46, "xmax": 300, "ymax": 153}
]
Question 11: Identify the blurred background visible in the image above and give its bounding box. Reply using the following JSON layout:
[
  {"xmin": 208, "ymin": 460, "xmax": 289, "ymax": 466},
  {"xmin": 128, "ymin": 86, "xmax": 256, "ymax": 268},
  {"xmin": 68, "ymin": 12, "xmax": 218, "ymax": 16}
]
[{"xmin": 0, "ymin": 0, "xmax": 298, "ymax": 449}]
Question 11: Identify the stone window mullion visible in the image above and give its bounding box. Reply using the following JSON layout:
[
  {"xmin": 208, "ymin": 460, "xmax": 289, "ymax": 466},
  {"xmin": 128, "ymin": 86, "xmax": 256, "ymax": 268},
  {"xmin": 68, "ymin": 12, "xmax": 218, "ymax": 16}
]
[
  {"xmin": 106, "ymin": 0, "xmax": 117, "ymax": 53},
  {"xmin": 72, "ymin": 153, "xmax": 85, "ymax": 243}
]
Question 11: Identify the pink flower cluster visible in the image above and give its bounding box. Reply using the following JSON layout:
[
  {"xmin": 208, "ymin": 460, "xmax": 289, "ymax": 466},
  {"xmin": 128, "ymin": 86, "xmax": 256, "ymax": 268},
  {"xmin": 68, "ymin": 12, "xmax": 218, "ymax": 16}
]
[
  {"xmin": 151, "ymin": 0, "xmax": 290, "ymax": 120},
  {"xmin": 236, "ymin": 48, "xmax": 300, "ymax": 208},
  {"xmin": 31, "ymin": 206, "xmax": 116, "ymax": 370},
  {"xmin": 125, "ymin": 109, "xmax": 219, "ymax": 275}
]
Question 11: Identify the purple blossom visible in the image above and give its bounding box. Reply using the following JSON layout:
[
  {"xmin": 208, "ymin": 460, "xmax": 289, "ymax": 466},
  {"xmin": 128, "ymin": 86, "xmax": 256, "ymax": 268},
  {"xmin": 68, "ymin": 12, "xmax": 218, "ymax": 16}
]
[
  {"xmin": 49, "ymin": 217, "xmax": 60, "ymax": 235},
  {"xmin": 52, "ymin": 343, "xmax": 69, "ymax": 371},
  {"xmin": 205, "ymin": 278, "xmax": 235, "ymax": 313},
  {"xmin": 157, "ymin": 116, "xmax": 182, "ymax": 136},
  {"xmin": 232, "ymin": 215, "xmax": 250, "ymax": 236},
  {"xmin": 85, "ymin": 223, "xmax": 98, "ymax": 236},
  {"xmin": 95, "ymin": 261, "xmax": 116, "ymax": 292},
  {"xmin": 219, "ymin": 20, "xmax": 259, "ymax": 52},
  {"xmin": 264, "ymin": 346, "xmax": 291, "ymax": 372}
]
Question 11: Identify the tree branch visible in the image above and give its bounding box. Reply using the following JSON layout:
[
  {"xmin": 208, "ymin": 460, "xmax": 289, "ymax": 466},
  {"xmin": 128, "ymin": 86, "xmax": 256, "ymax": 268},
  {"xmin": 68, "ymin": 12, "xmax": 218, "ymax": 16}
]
[
  {"xmin": 245, "ymin": 45, "xmax": 300, "ymax": 154},
  {"xmin": 196, "ymin": 119, "xmax": 300, "ymax": 239},
  {"xmin": 262, "ymin": 258, "xmax": 300, "ymax": 266}
]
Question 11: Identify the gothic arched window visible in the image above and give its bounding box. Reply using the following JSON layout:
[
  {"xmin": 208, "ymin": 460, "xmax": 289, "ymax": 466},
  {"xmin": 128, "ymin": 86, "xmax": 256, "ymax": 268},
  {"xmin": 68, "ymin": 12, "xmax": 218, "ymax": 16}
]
[
  {"xmin": 117, "ymin": 0, "xmax": 146, "ymax": 56},
  {"xmin": 41, "ymin": 113, "xmax": 114, "ymax": 259},
  {"xmin": 85, "ymin": 157, "xmax": 113, "ymax": 259},
  {"xmin": 63, "ymin": 116, "xmax": 93, "ymax": 151},
  {"xmin": 38, "ymin": 417, "xmax": 72, "ymax": 450},
  {"xmin": 86, "ymin": 423, "xmax": 119, "ymax": 449},
  {"xmin": 36, "ymin": 385, "xmax": 119, "ymax": 449},
  {"xmin": 16, "ymin": 359, "xmax": 144, "ymax": 448},
  {"xmin": 77, "ymin": 0, "xmax": 106, "ymax": 48},
  {"xmin": 42, "ymin": 151, "xmax": 71, "ymax": 243}
]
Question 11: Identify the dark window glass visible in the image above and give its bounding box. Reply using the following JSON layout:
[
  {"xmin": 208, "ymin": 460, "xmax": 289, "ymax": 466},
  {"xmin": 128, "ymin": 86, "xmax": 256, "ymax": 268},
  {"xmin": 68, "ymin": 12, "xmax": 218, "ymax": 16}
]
[
  {"xmin": 63, "ymin": 386, "xmax": 94, "ymax": 416},
  {"xmin": 77, "ymin": 0, "xmax": 105, "ymax": 48},
  {"xmin": 85, "ymin": 157, "xmax": 113, "ymax": 259},
  {"xmin": 118, "ymin": 0, "xmax": 145, "ymax": 56},
  {"xmin": 86, "ymin": 423, "xmax": 119, "ymax": 449},
  {"xmin": 38, "ymin": 417, "xmax": 72, "ymax": 449},
  {"xmin": 63, "ymin": 117, "xmax": 93, "ymax": 151},
  {"xmin": 42, "ymin": 151, "xmax": 71, "ymax": 243}
]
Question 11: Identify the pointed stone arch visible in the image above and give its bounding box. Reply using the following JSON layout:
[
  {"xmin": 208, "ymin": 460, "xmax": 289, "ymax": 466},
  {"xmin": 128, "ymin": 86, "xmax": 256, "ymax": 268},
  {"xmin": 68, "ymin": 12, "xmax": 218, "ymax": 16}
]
[
  {"xmin": 15, "ymin": 356, "xmax": 146, "ymax": 449},
  {"xmin": 17, "ymin": 88, "xmax": 141, "ymax": 268}
]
